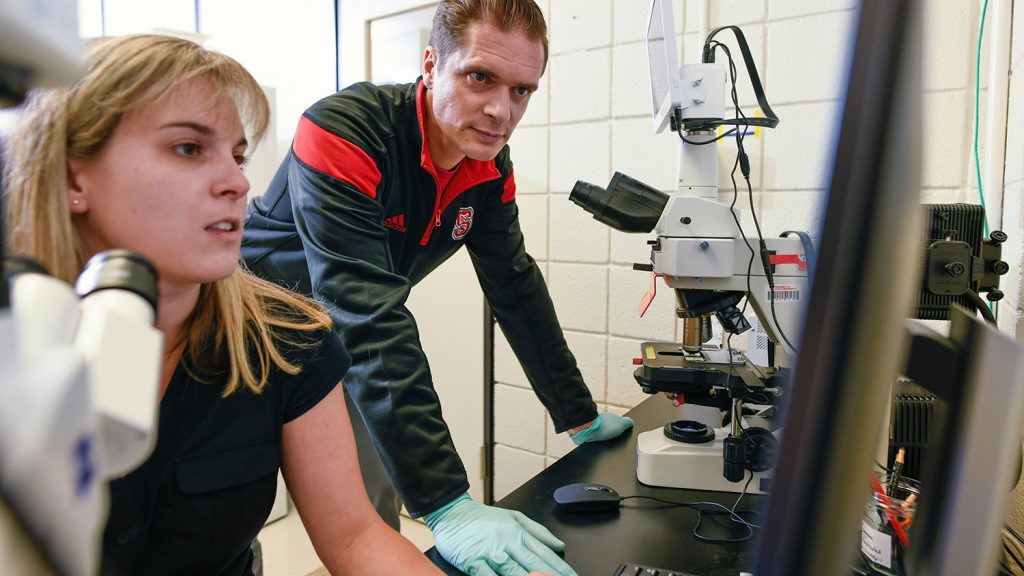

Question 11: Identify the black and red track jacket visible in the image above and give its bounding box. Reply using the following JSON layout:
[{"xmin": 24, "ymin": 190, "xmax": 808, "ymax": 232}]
[{"xmin": 241, "ymin": 80, "xmax": 598, "ymax": 517}]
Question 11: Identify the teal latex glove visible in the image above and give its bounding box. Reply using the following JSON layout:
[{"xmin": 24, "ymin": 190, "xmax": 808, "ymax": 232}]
[
  {"xmin": 424, "ymin": 493, "xmax": 578, "ymax": 576},
  {"xmin": 569, "ymin": 413, "xmax": 634, "ymax": 446}
]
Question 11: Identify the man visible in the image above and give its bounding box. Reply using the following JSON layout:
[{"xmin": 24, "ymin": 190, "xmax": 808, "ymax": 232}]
[{"xmin": 242, "ymin": 1, "xmax": 632, "ymax": 574}]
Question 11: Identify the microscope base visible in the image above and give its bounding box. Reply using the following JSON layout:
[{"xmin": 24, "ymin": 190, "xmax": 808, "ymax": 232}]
[{"xmin": 636, "ymin": 427, "xmax": 772, "ymax": 494}]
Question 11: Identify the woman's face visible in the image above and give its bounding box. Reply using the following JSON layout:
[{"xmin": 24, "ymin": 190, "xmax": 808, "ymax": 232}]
[{"xmin": 67, "ymin": 77, "xmax": 251, "ymax": 289}]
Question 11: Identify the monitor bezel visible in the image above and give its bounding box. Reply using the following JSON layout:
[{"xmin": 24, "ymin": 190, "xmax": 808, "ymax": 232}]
[{"xmin": 646, "ymin": 0, "xmax": 682, "ymax": 134}]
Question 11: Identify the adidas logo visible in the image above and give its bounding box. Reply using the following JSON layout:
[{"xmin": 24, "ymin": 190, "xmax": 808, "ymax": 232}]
[{"xmin": 383, "ymin": 214, "xmax": 407, "ymax": 233}]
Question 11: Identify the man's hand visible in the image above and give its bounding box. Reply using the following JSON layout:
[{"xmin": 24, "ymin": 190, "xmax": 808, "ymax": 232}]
[
  {"xmin": 568, "ymin": 413, "xmax": 634, "ymax": 446},
  {"xmin": 424, "ymin": 494, "xmax": 578, "ymax": 576}
]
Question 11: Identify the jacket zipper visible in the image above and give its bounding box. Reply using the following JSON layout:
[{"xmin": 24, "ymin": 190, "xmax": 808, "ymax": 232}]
[
  {"xmin": 420, "ymin": 194, "xmax": 444, "ymax": 246},
  {"xmin": 420, "ymin": 172, "xmax": 451, "ymax": 246}
]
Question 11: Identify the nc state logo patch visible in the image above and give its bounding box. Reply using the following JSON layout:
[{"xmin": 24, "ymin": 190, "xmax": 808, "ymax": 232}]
[{"xmin": 452, "ymin": 207, "xmax": 474, "ymax": 240}]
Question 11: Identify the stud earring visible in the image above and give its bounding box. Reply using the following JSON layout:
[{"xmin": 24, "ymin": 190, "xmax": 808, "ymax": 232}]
[{"xmin": 72, "ymin": 199, "xmax": 81, "ymax": 206}]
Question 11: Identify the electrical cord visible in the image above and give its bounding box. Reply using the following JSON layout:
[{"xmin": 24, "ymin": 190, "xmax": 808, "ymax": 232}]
[
  {"xmin": 964, "ymin": 289, "xmax": 998, "ymax": 325},
  {"xmin": 714, "ymin": 40, "xmax": 756, "ymax": 333},
  {"xmin": 678, "ymin": 128, "xmax": 737, "ymax": 146},
  {"xmin": 780, "ymin": 230, "xmax": 816, "ymax": 283},
  {"xmin": 618, "ymin": 472, "xmax": 761, "ymax": 544},
  {"xmin": 704, "ymin": 41, "xmax": 797, "ymax": 354},
  {"xmin": 682, "ymin": 38, "xmax": 794, "ymax": 416},
  {"xmin": 699, "ymin": 28, "xmax": 780, "ymax": 130},
  {"xmin": 972, "ymin": 0, "xmax": 998, "ymax": 323},
  {"xmin": 973, "ymin": 0, "xmax": 992, "ymax": 238}
]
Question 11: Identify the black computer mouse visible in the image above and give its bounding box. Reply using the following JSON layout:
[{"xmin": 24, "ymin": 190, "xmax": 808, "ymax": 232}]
[{"xmin": 553, "ymin": 483, "xmax": 622, "ymax": 513}]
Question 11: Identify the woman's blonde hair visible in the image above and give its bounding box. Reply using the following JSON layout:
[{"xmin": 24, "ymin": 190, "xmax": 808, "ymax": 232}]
[{"xmin": 3, "ymin": 34, "xmax": 331, "ymax": 396}]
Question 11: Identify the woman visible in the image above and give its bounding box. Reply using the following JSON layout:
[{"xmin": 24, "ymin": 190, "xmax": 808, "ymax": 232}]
[{"xmin": 3, "ymin": 34, "xmax": 443, "ymax": 575}]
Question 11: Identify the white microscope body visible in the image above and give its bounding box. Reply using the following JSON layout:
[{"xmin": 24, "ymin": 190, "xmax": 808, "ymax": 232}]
[{"xmin": 0, "ymin": 254, "xmax": 163, "ymax": 576}]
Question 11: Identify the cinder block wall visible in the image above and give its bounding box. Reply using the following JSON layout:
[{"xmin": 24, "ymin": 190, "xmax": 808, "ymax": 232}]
[{"xmin": 495, "ymin": 0, "xmax": 1015, "ymax": 507}]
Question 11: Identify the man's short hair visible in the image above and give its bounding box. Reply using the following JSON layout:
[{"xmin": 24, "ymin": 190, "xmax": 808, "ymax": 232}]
[{"xmin": 429, "ymin": 0, "xmax": 548, "ymax": 71}]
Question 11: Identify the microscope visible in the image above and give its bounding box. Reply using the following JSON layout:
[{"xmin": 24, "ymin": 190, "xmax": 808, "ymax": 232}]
[
  {"xmin": 571, "ymin": 0, "xmax": 808, "ymax": 495},
  {"xmin": 1, "ymin": 2, "xmax": 164, "ymax": 575}
]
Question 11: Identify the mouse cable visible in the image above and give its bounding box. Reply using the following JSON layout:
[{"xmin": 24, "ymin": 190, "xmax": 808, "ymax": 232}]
[{"xmin": 618, "ymin": 473, "xmax": 761, "ymax": 544}]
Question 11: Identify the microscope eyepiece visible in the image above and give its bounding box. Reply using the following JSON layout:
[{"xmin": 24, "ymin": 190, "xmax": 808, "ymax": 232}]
[
  {"xmin": 3, "ymin": 255, "xmax": 50, "ymax": 279},
  {"xmin": 75, "ymin": 249, "xmax": 159, "ymax": 315},
  {"xmin": 570, "ymin": 172, "xmax": 669, "ymax": 234}
]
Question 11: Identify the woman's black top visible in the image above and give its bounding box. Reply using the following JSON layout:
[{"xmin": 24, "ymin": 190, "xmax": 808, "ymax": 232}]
[{"xmin": 100, "ymin": 327, "xmax": 350, "ymax": 575}]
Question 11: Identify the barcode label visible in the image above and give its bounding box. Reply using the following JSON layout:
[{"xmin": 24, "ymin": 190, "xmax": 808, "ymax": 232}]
[{"xmin": 765, "ymin": 284, "xmax": 800, "ymax": 302}]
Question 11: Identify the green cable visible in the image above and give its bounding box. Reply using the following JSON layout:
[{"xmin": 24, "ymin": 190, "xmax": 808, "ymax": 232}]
[
  {"xmin": 974, "ymin": 0, "xmax": 991, "ymax": 237},
  {"xmin": 973, "ymin": 0, "xmax": 997, "ymax": 321}
]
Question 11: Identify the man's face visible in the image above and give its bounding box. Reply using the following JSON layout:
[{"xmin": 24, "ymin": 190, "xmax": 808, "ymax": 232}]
[{"xmin": 423, "ymin": 20, "xmax": 545, "ymax": 169}]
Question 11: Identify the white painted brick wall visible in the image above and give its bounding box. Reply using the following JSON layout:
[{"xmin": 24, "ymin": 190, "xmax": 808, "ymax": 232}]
[
  {"xmin": 923, "ymin": 0, "xmax": 972, "ymax": 92},
  {"xmin": 494, "ymin": 384, "xmax": 547, "ymax": 453},
  {"xmin": 610, "ymin": 229, "xmax": 658, "ymax": 266},
  {"xmin": 1006, "ymin": 69, "xmax": 1024, "ymax": 187},
  {"xmin": 610, "ymin": 117, "xmax": 679, "ymax": 191},
  {"xmin": 758, "ymin": 190, "xmax": 827, "ymax": 235},
  {"xmin": 608, "ymin": 266, "xmax": 678, "ymax": 341},
  {"xmin": 519, "ymin": 75, "xmax": 549, "ymax": 127},
  {"xmin": 550, "ymin": 49, "xmax": 612, "ymax": 122},
  {"xmin": 1000, "ymin": 182, "xmax": 1022, "ymax": 313},
  {"xmin": 516, "ymin": 195, "xmax": 549, "ymax": 260},
  {"xmin": 612, "ymin": 42, "xmax": 652, "ymax": 118},
  {"xmin": 766, "ymin": 12, "xmax": 855, "ymax": 104},
  {"xmin": 613, "ymin": 0, "xmax": 651, "ymax": 44},
  {"xmin": 549, "ymin": 122, "xmax": 611, "ymax": 192},
  {"xmin": 607, "ymin": 337, "xmax": 657, "ymax": 408},
  {"xmin": 762, "ymin": 101, "xmax": 842, "ymax": 191},
  {"xmin": 509, "ymin": 126, "xmax": 549, "ymax": 194},
  {"xmin": 710, "ymin": 0, "xmax": 767, "ymax": 26},
  {"xmin": 563, "ymin": 331, "xmax": 609, "ymax": 403},
  {"xmin": 494, "ymin": 445, "xmax": 546, "ymax": 500},
  {"xmin": 548, "ymin": 193, "xmax": 610, "ymax": 262},
  {"xmin": 545, "ymin": 414, "xmax": 578, "ymax": 459},
  {"xmin": 547, "ymin": 262, "xmax": 609, "ymax": 332},
  {"xmin": 549, "ymin": 0, "xmax": 612, "ymax": 54},
  {"xmin": 966, "ymin": 95, "xmax": 991, "ymax": 202},
  {"xmin": 768, "ymin": 0, "xmax": 857, "ymax": 20},
  {"xmin": 1015, "ymin": 2, "xmax": 1024, "ymax": 70},
  {"xmin": 682, "ymin": 0, "xmax": 700, "ymax": 34},
  {"xmin": 920, "ymin": 188, "xmax": 968, "ymax": 204},
  {"xmin": 494, "ymin": 332, "xmax": 530, "ymax": 389},
  {"xmin": 922, "ymin": 90, "xmax": 970, "ymax": 189},
  {"xmin": 680, "ymin": 31, "xmax": 700, "ymax": 65}
]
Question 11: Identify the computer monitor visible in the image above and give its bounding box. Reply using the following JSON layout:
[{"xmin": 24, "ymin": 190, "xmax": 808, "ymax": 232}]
[
  {"xmin": 750, "ymin": 0, "xmax": 926, "ymax": 574},
  {"xmin": 645, "ymin": 0, "xmax": 681, "ymax": 134}
]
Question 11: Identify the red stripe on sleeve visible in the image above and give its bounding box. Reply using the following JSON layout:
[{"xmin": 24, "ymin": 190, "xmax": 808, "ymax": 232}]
[
  {"xmin": 292, "ymin": 116, "xmax": 381, "ymax": 200},
  {"xmin": 501, "ymin": 170, "xmax": 517, "ymax": 203}
]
